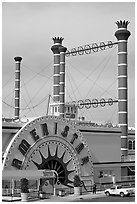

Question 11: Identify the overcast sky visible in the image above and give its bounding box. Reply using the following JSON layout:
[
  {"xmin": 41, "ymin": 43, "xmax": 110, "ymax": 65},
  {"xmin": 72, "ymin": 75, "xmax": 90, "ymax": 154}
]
[{"xmin": 2, "ymin": 2, "xmax": 135, "ymax": 127}]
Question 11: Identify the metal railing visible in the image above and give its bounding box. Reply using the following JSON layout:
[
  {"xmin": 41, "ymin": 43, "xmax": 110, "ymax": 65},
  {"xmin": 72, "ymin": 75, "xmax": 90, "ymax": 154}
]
[{"xmin": 121, "ymin": 155, "xmax": 135, "ymax": 162}]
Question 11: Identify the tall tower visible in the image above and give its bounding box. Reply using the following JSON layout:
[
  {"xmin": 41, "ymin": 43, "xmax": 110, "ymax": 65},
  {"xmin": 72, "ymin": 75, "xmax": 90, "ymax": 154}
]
[
  {"xmin": 14, "ymin": 56, "xmax": 22, "ymax": 120},
  {"xmin": 59, "ymin": 46, "xmax": 67, "ymax": 118},
  {"xmin": 51, "ymin": 37, "xmax": 64, "ymax": 103},
  {"xmin": 51, "ymin": 37, "xmax": 67, "ymax": 118},
  {"xmin": 115, "ymin": 20, "xmax": 131, "ymax": 156}
]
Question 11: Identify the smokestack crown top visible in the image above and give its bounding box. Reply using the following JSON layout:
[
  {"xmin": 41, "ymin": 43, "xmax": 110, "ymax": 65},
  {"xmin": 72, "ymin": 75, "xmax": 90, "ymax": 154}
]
[
  {"xmin": 116, "ymin": 20, "xmax": 130, "ymax": 29},
  {"xmin": 59, "ymin": 46, "xmax": 67, "ymax": 52},
  {"xmin": 14, "ymin": 57, "xmax": 22, "ymax": 62},
  {"xmin": 52, "ymin": 37, "xmax": 64, "ymax": 45}
]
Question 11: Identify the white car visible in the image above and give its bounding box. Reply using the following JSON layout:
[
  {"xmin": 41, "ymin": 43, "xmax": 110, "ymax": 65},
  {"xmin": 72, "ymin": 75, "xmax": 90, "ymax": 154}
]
[{"xmin": 104, "ymin": 185, "xmax": 135, "ymax": 197}]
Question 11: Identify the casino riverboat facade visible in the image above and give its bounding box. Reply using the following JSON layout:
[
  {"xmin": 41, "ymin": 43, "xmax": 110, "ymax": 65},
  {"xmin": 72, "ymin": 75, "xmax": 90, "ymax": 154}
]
[{"xmin": 2, "ymin": 20, "xmax": 135, "ymax": 195}]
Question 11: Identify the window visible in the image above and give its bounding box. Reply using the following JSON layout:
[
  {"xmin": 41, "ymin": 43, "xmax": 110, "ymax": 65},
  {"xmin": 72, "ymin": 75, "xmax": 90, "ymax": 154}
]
[
  {"xmin": 52, "ymin": 107, "xmax": 54, "ymax": 114},
  {"xmin": 99, "ymin": 171, "xmax": 103, "ymax": 178},
  {"xmin": 133, "ymin": 140, "xmax": 135, "ymax": 150},
  {"xmin": 128, "ymin": 140, "xmax": 132, "ymax": 150},
  {"xmin": 99, "ymin": 170, "xmax": 113, "ymax": 178},
  {"xmin": 71, "ymin": 107, "xmax": 73, "ymax": 113},
  {"xmin": 110, "ymin": 187, "xmax": 115, "ymax": 190},
  {"xmin": 117, "ymin": 186, "xmax": 122, "ymax": 189},
  {"xmin": 55, "ymin": 107, "xmax": 57, "ymax": 112}
]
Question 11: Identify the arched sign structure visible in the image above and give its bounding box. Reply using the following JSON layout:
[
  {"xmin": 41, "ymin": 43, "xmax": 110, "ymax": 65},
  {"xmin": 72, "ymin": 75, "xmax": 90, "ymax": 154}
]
[{"xmin": 3, "ymin": 116, "xmax": 93, "ymax": 187}]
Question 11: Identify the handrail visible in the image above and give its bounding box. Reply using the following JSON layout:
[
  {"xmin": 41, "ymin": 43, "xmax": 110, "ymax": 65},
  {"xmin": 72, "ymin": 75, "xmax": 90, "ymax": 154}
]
[{"xmin": 121, "ymin": 155, "xmax": 135, "ymax": 162}]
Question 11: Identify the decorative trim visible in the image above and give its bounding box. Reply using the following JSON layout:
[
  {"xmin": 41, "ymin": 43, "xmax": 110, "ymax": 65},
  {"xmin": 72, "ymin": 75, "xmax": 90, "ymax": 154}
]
[
  {"xmin": 118, "ymin": 52, "xmax": 127, "ymax": 55},
  {"xmin": 118, "ymin": 111, "xmax": 127, "ymax": 114},
  {"xmin": 118, "ymin": 99, "xmax": 127, "ymax": 102},
  {"xmin": 121, "ymin": 136, "xmax": 128, "ymax": 138},
  {"xmin": 119, "ymin": 124, "xmax": 128, "ymax": 126},
  {"xmin": 54, "ymin": 43, "xmax": 61, "ymax": 45},
  {"xmin": 121, "ymin": 148, "xmax": 128, "ymax": 151},
  {"xmin": 54, "ymin": 54, "xmax": 60, "ymax": 56},
  {"xmin": 15, "ymin": 61, "xmax": 21, "ymax": 64},
  {"xmin": 118, "ymin": 63, "xmax": 127, "ymax": 66},
  {"xmin": 117, "ymin": 28, "xmax": 127, "ymax": 31},
  {"xmin": 53, "ymin": 74, "xmax": 60, "ymax": 76},
  {"xmin": 54, "ymin": 64, "xmax": 60, "ymax": 66},
  {"xmin": 118, "ymin": 40, "xmax": 127, "ymax": 43},
  {"xmin": 53, "ymin": 84, "xmax": 60, "ymax": 87},
  {"xmin": 118, "ymin": 87, "xmax": 127, "ymax": 90},
  {"xmin": 53, "ymin": 94, "xmax": 60, "ymax": 97},
  {"xmin": 118, "ymin": 75, "xmax": 127, "ymax": 78}
]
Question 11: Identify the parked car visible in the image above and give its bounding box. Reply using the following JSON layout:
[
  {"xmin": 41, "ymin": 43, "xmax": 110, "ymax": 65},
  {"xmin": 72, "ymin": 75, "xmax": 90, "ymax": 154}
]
[{"xmin": 104, "ymin": 185, "xmax": 135, "ymax": 197}]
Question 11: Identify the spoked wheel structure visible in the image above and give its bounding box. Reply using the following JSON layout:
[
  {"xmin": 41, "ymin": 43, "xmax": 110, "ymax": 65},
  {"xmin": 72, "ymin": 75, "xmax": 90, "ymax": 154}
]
[
  {"xmin": 30, "ymin": 142, "xmax": 75, "ymax": 186},
  {"xmin": 3, "ymin": 116, "xmax": 94, "ymax": 187}
]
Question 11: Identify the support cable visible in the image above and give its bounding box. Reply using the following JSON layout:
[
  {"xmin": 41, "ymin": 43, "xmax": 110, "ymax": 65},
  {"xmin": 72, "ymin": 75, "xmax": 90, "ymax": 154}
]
[
  {"xmin": 84, "ymin": 46, "xmax": 117, "ymax": 99},
  {"xmin": 109, "ymin": 104, "xmax": 118, "ymax": 123},
  {"xmin": 66, "ymin": 65, "xmax": 83, "ymax": 100},
  {"xmin": 21, "ymin": 61, "xmax": 52, "ymax": 86},
  {"xmin": 67, "ymin": 46, "xmax": 117, "ymax": 98},
  {"xmin": 22, "ymin": 73, "xmax": 53, "ymax": 111},
  {"xmin": 20, "ymin": 93, "xmax": 36, "ymax": 117},
  {"xmin": 66, "ymin": 69, "xmax": 78, "ymax": 101},
  {"xmin": 99, "ymin": 78, "xmax": 118, "ymax": 99},
  {"xmin": 2, "ymin": 73, "xmax": 14, "ymax": 88},
  {"xmin": 21, "ymin": 78, "xmax": 37, "ymax": 116},
  {"xmin": 9, "ymin": 92, "xmax": 14, "ymax": 118}
]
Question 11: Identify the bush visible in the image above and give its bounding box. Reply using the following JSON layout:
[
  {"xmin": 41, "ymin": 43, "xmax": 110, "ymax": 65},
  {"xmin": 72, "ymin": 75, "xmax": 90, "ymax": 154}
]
[
  {"xmin": 74, "ymin": 175, "xmax": 81, "ymax": 187},
  {"xmin": 20, "ymin": 178, "xmax": 29, "ymax": 193}
]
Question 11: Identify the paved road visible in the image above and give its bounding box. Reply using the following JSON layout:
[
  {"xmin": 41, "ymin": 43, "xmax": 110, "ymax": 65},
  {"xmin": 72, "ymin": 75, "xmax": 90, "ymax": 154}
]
[{"xmin": 72, "ymin": 195, "xmax": 135, "ymax": 202}]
